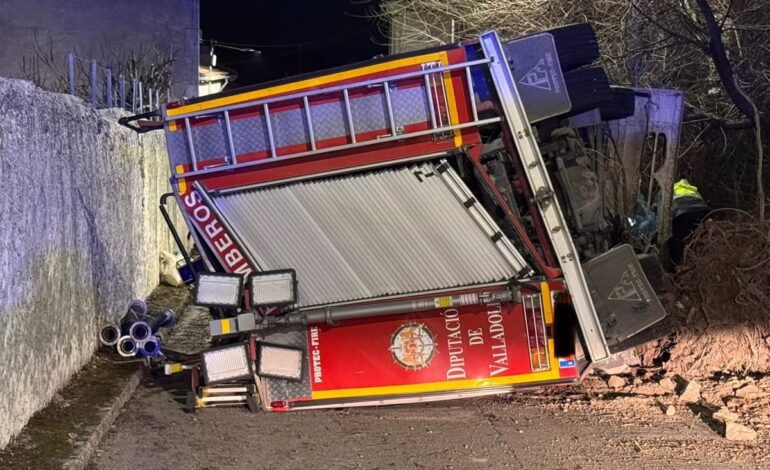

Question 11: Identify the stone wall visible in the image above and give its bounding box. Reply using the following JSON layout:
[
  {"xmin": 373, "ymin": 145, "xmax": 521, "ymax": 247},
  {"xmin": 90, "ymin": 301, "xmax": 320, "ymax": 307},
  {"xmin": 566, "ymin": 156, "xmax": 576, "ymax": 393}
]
[{"xmin": 0, "ymin": 78, "xmax": 186, "ymax": 448}]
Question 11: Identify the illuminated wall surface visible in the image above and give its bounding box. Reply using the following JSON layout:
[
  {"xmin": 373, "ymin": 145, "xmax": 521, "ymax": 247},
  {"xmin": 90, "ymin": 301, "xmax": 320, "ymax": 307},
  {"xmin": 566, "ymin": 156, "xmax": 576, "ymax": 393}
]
[{"xmin": 0, "ymin": 78, "xmax": 186, "ymax": 448}]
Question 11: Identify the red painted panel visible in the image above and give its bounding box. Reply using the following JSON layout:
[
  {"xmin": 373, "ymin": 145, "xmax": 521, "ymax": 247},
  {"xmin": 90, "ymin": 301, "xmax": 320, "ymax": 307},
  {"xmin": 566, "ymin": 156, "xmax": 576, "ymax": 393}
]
[{"xmin": 307, "ymin": 302, "xmax": 534, "ymax": 391}]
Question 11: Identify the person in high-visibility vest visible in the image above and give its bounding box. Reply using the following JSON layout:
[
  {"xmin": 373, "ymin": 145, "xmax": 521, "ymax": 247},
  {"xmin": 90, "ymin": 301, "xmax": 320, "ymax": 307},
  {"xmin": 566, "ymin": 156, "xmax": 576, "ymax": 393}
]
[{"xmin": 669, "ymin": 179, "xmax": 709, "ymax": 265}]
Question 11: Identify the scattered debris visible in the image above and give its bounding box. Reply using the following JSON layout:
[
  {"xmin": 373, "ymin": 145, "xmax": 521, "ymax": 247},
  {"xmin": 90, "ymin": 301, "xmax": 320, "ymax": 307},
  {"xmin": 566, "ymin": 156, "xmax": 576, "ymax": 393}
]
[{"xmin": 664, "ymin": 405, "xmax": 677, "ymax": 416}]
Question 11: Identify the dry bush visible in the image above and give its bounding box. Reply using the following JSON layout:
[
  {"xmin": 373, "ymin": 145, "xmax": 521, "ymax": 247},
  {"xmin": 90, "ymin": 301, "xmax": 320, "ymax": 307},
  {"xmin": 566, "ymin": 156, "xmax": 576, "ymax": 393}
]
[
  {"xmin": 20, "ymin": 34, "xmax": 176, "ymax": 106},
  {"xmin": 664, "ymin": 211, "xmax": 770, "ymax": 375}
]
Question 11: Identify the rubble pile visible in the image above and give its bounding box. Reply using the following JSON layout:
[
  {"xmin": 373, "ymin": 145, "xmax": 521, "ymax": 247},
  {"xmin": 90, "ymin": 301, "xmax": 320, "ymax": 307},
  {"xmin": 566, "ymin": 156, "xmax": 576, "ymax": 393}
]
[{"xmin": 593, "ymin": 372, "xmax": 770, "ymax": 442}]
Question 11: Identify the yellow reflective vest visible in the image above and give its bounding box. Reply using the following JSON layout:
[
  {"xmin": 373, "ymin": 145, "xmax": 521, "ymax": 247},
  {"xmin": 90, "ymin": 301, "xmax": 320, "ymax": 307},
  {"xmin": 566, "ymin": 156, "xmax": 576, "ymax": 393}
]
[{"xmin": 673, "ymin": 179, "xmax": 702, "ymax": 199}]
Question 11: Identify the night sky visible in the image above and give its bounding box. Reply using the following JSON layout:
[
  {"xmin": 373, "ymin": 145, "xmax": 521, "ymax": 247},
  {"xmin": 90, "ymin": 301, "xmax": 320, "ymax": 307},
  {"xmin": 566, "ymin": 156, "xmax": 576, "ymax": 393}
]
[{"xmin": 201, "ymin": 0, "xmax": 388, "ymax": 87}]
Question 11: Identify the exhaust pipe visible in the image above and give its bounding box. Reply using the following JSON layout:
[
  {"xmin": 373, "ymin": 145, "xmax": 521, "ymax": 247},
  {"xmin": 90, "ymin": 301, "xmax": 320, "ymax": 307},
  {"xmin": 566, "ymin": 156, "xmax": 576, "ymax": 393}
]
[{"xmin": 117, "ymin": 335, "xmax": 138, "ymax": 357}]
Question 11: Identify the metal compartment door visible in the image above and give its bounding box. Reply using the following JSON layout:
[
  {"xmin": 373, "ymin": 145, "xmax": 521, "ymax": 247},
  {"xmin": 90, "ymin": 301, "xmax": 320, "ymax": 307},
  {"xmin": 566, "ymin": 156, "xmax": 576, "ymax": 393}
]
[{"xmin": 582, "ymin": 244, "xmax": 667, "ymax": 351}]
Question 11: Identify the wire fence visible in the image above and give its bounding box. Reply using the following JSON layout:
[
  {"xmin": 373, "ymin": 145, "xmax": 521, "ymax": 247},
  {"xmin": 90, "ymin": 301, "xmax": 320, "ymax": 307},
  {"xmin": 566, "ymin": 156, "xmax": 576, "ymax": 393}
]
[{"xmin": 66, "ymin": 52, "xmax": 171, "ymax": 114}]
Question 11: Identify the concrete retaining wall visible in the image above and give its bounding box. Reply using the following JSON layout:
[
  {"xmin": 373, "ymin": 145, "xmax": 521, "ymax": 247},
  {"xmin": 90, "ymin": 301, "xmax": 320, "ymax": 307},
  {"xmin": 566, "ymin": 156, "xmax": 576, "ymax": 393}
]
[{"xmin": 0, "ymin": 78, "xmax": 185, "ymax": 448}]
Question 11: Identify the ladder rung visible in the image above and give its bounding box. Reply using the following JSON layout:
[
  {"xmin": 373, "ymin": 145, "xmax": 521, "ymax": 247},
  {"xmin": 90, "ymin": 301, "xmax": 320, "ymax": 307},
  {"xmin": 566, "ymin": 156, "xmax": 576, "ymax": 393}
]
[
  {"xmin": 424, "ymin": 74, "xmax": 437, "ymax": 129},
  {"xmin": 464, "ymin": 66, "xmax": 479, "ymax": 122},
  {"xmin": 223, "ymin": 110, "xmax": 237, "ymax": 164},
  {"xmin": 302, "ymin": 96, "xmax": 316, "ymax": 151},
  {"xmin": 263, "ymin": 103, "xmax": 276, "ymax": 158},
  {"xmin": 383, "ymin": 81, "xmax": 397, "ymax": 136},
  {"xmin": 184, "ymin": 117, "xmax": 198, "ymax": 171},
  {"xmin": 342, "ymin": 89, "xmax": 356, "ymax": 144}
]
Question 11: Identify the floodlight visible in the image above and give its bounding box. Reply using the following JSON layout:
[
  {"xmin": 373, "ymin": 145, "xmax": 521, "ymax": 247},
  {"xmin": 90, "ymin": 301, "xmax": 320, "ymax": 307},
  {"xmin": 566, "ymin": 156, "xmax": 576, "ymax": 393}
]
[
  {"xmin": 249, "ymin": 269, "xmax": 297, "ymax": 307},
  {"xmin": 200, "ymin": 343, "xmax": 252, "ymax": 384},
  {"xmin": 257, "ymin": 344, "xmax": 303, "ymax": 381},
  {"xmin": 194, "ymin": 273, "xmax": 243, "ymax": 308}
]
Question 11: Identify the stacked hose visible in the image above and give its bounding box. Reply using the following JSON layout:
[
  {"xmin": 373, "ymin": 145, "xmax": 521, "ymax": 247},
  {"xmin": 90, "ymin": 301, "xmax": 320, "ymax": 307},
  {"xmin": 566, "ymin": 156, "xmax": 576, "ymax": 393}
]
[{"xmin": 99, "ymin": 300, "xmax": 176, "ymax": 358}]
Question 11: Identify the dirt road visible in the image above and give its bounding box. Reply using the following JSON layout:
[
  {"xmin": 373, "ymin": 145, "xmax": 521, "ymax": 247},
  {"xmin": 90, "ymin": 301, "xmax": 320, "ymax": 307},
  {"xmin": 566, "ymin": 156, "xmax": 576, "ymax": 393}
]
[{"xmin": 87, "ymin": 373, "xmax": 767, "ymax": 470}]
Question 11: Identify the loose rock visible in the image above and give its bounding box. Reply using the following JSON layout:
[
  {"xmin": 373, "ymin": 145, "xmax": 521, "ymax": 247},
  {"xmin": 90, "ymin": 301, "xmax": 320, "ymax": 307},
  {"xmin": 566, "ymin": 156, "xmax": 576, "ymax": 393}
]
[
  {"xmin": 734, "ymin": 383, "xmax": 763, "ymax": 399},
  {"xmin": 658, "ymin": 377, "xmax": 676, "ymax": 392},
  {"xmin": 724, "ymin": 422, "xmax": 757, "ymax": 441},
  {"xmin": 665, "ymin": 405, "xmax": 676, "ymax": 416},
  {"xmin": 607, "ymin": 376, "xmax": 625, "ymax": 390},
  {"xmin": 712, "ymin": 406, "xmax": 739, "ymax": 424},
  {"xmin": 679, "ymin": 380, "xmax": 701, "ymax": 404}
]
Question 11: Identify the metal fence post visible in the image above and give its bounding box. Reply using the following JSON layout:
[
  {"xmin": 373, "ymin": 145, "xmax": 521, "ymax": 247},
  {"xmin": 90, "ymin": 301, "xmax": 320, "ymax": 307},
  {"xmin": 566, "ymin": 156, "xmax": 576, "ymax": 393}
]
[
  {"xmin": 138, "ymin": 82, "xmax": 144, "ymax": 112},
  {"xmin": 132, "ymin": 79, "xmax": 138, "ymax": 113},
  {"xmin": 148, "ymin": 88, "xmax": 153, "ymax": 110},
  {"xmin": 119, "ymin": 74, "xmax": 126, "ymax": 110},
  {"xmin": 105, "ymin": 68, "xmax": 113, "ymax": 108},
  {"xmin": 66, "ymin": 52, "xmax": 76, "ymax": 95},
  {"xmin": 90, "ymin": 59, "xmax": 98, "ymax": 107},
  {"xmin": 156, "ymin": 89, "xmax": 160, "ymax": 108}
]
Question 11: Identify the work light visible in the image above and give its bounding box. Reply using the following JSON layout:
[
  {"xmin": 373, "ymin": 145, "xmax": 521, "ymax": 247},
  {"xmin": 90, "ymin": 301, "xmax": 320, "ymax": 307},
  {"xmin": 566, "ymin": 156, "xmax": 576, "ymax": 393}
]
[
  {"xmin": 194, "ymin": 273, "xmax": 244, "ymax": 308},
  {"xmin": 200, "ymin": 343, "xmax": 252, "ymax": 384},
  {"xmin": 249, "ymin": 269, "xmax": 297, "ymax": 307},
  {"xmin": 257, "ymin": 344, "xmax": 304, "ymax": 381}
]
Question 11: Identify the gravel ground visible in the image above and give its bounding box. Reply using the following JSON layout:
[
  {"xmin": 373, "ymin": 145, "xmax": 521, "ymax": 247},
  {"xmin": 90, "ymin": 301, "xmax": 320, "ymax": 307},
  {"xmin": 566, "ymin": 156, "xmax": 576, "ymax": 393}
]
[{"xmin": 88, "ymin": 373, "xmax": 769, "ymax": 470}]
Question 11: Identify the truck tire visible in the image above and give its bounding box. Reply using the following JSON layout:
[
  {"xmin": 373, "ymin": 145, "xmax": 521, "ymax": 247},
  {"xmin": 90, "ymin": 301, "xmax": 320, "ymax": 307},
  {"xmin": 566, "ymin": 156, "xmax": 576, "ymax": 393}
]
[
  {"xmin": 600, "ymin": 86, "xmax": 637, "ymax": 121},
  {"xmin": 564, "ymin": 67, "xmax": 612, "ymax": 115},
  {"xmin": 548, "ymin": 23, "xmax": 600, "ymax": 71}
]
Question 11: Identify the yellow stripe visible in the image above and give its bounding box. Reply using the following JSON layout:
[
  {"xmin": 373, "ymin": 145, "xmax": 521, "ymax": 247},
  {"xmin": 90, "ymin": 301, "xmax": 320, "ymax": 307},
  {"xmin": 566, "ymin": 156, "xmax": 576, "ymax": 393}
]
[
  {"xmin": 220, "ymin": 319, "xmax": 231, "ymax": 334},
  {"xmin": 168, "ymin": 53, "xmax": 450, "ymax": 117},
  {"xmin": 312, "ymin": 339, "xmax": 560, "ymax": 400},
  {"xmin": 439, "ymin": 51, "xmax": 464, "ymax": 147},
  {"xmin": 540, "ymin": 282, "xmax": 553, "ymax": 324},
  {"xmin": 175, "ymin": 165, "xmax": 187, "ymax": 194},
  {"xmin": 168, "ymin": 363, "xmax": 183, "ymax": 374}
]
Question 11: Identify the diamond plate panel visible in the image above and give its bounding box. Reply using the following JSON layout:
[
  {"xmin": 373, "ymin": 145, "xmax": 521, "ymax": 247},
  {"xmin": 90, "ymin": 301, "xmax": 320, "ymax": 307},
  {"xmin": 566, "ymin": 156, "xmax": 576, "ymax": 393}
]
[
  {"xmin": 165, "ymin": 130, "xmax": 189, "ymax": 168},
  {"xmin": 230, "ymin": 114, "xmax": 268, "ymax": 157},
  {"xmin": 350, "ymin": 92, "xmax": 388, "ymax": 134},
  {"xmin": 271, "ymin": 107, "xmax": 309, "ymax": 148},
  {"xmin": 167, "ymin": 82, "xmax": 433, "ymax": 168},
  {"xmin": 309, "ymin": 100, "xmax": 348, "ymax": 141},
  {"xmin": 191, "ymin": 118, "xmax": 228, "ymax": 162},
  {"xmin": 261, "ymin": 327, "xmax": 312, "ymax": 402},
  {"xmin": 392, "ymin": 86, "xmax": 430, "ymax": 128}
]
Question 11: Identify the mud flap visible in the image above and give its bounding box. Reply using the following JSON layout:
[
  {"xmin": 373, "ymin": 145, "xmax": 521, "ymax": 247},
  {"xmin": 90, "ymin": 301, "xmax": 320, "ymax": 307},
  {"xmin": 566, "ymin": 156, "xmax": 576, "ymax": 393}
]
[{"xmin": 582, "ymin": 244, "xmax": 667, "ymax": 351}]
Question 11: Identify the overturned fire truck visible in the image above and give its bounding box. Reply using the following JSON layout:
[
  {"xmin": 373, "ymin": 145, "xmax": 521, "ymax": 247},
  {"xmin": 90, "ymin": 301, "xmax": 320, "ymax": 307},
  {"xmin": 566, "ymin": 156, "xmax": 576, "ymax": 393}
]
[{"xmin": 121, "ymin": 25, "xmax": 670, "ymax": 412}]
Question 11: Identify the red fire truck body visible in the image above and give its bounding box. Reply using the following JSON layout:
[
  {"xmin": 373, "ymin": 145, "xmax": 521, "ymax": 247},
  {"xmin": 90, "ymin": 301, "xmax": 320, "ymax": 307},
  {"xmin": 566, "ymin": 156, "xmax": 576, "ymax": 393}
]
[{"xmin": 126, "ymin": 27, "xmax": 667, "ymax": 411}]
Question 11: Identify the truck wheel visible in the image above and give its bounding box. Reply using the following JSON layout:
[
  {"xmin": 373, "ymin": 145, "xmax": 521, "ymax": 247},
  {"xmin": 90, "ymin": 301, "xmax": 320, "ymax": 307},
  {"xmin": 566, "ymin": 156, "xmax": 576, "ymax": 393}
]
[
  {"xmin": 564, "ymin": 67, "xmax": 612, "ymax": 115},
  {"xmin": 553, "ymin": 303, "xmax": 578, "ymax": 358},
  {"xmin": 548, "ymin": 23, "xmax": 600, "ymax": 71},
  {"xmin": 600, "ymin": 87, "xmax": 637, "ymax": 121}
]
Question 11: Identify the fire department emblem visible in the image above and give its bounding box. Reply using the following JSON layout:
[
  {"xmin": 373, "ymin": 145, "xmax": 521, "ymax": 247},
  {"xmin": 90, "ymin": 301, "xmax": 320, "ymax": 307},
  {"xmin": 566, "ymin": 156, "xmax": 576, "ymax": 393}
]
[{"xmin": 389, "ymin": 323, "xmax": 436, "ymax": 370}]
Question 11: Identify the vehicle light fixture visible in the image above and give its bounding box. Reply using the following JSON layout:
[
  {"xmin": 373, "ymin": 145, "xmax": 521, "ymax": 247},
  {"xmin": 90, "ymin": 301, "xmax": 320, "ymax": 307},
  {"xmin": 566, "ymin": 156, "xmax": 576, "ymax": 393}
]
[
  {"xmin": 257, "ymin": 344, "xmax": 303, "ymax": 381},
  {"xmin": 200, "ymin": 343, "xmax": 252, "ymax": 384},
  {"xmin": 194, "ymin": 273, "xmax": 243, "ymax": 308},
  {"xmin": 249, "ymin": 269, "xmax": 297, "ymax": 307}
]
